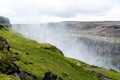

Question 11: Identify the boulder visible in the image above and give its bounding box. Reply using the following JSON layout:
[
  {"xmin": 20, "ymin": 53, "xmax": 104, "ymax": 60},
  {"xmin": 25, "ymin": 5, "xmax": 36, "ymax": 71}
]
[{"xmin": 43, "ymin": 72, "xmax": 57, "ymax": 80}]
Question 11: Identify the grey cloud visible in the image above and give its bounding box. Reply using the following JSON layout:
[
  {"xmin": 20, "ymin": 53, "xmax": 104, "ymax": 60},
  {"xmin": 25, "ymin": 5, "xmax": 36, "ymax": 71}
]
[{"xmin": 0, "ymin": 0, "xmax": 120, "ymax": 23}]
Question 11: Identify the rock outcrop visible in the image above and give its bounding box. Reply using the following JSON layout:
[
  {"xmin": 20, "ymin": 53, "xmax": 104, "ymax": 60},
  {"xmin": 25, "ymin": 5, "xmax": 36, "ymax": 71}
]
[
  {"xmin": 0, "ymin": 16, "xmax": 11, "ymax": 28},
  {"xmin": 0, "ymin": 36, "xmax": 10, "ymax": 51},
  {"xmin": 43, "ymin": 72, "xmax": 63, "ymax": 80},
  {"xmin": 0, "ymin": 36, "xmax": 39, "ymax": 80},
  {"xmin": 43, "ymin": 72, "xmax": 57, "ymax": 80}
]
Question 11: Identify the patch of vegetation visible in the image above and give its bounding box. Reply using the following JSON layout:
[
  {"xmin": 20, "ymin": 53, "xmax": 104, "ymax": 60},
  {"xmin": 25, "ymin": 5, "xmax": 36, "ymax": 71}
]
[{"xmin": 0, "ymin": 74, "xmax": 16, "ymax": 80}]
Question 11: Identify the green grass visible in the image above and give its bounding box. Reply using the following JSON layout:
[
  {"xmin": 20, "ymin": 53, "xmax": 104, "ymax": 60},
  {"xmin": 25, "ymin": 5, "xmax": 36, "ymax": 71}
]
[
  {"xmin": 0, "ymin": 74, "xmax": 16, "ymax": 80},
  {"xmin": 0, "ymin": 28, "xmax": 120, "ymax": 80}
]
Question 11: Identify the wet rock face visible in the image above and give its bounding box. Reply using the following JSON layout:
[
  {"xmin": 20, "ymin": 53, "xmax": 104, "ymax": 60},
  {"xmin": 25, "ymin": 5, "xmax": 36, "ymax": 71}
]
[
  {"xmin": 78, "ymin": 38, "xmax": 120, "ymax": 57},
  {"xmin": 78, "ymin": 38, "xmax": 120, "ymax": 71}
]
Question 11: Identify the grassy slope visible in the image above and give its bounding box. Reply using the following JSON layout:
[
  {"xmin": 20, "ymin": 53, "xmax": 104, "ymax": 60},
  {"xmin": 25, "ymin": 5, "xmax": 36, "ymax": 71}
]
[{"xmin": 0, "ymin": 28, "xmax": 120, "ymax": 80}]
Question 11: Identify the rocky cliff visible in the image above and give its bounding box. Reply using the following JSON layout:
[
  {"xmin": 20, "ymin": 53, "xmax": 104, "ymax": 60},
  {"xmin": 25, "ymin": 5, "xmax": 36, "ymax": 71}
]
[{"xmin": 0, "ymin": 16, "xmax": 11, "ymax": 28}]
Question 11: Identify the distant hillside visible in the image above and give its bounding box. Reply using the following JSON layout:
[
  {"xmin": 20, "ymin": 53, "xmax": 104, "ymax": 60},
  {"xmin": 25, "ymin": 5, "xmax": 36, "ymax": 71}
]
[
  {"xmin": 63, "ymin": 21, "xmax": 120, "ymax": 38},
  {"xmin": 48, "ymin": 21, "xmax": 120, "ymax": 38}
]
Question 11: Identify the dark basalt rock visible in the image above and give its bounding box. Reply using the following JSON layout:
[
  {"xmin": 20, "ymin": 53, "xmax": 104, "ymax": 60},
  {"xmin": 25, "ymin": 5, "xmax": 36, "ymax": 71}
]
[
  {"xmin": 15, "ymin": 52, "xmax": 19, "ymax": 55},
  {"xmin": 4, "ymin": 61, "xmax": 39, "ymax": 80},
  {"xmin": 43, "ymin": 72, "xmax": 57, "ymax": 80},
  {"xmin": 0, "ymin": 37, "xmax": 10, "ymax": 51},
  {"xmin": 0, "ymin": 36, "xmax": 11, "ymax": 51},
  {"xmin": 43, "ymin": 72, "xmax": 63, "ymax": 80},
  {"xmin": 26, "ymin": 52, "xmax": 29, "ymax": 55},
  {"xmin": 58, "ymin": 77, "xmax": 63, "ymax": 80}
]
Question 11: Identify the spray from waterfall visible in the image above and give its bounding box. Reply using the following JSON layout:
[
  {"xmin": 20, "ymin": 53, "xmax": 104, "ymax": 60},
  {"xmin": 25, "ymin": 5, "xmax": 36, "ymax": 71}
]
[{"xmin": 12, "ymin": 24, "xmax": 120, "ymax": 71}]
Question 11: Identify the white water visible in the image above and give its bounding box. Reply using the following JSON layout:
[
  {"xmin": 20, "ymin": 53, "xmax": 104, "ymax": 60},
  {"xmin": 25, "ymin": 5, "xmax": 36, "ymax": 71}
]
[{"xmin": 12, "ymin": 24, "xmax": 119, "ymax": 71}]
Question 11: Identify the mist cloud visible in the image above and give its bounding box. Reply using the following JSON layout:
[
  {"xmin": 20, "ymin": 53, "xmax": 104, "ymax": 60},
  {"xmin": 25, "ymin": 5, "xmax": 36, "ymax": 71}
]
[
  {"xmin": 12, "ymin": 24, "xmax": 120, "ymax": 71},
  {"xmin": 0, "ymin": 0, "xmax": 120, "ymax": 23}
]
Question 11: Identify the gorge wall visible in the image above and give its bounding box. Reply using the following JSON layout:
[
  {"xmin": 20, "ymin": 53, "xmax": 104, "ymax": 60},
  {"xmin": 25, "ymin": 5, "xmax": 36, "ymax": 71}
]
[{"xmin": 64, "ymin": 21, "xmax": 120, "ymax": 71}]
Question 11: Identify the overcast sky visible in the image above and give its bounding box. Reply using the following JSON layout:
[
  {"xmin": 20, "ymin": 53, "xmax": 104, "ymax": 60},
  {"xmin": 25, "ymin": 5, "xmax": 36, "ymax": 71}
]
[{"xmin": 0, "ymin": 0, "xmax": 120, "ymax": 23}]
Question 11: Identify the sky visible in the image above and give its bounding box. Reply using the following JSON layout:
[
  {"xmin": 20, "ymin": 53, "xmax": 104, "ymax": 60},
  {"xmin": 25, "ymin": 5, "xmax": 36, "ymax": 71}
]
[{"xmin": 0, "ymin": 0, "xmax": 120, "ymax": 23}]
